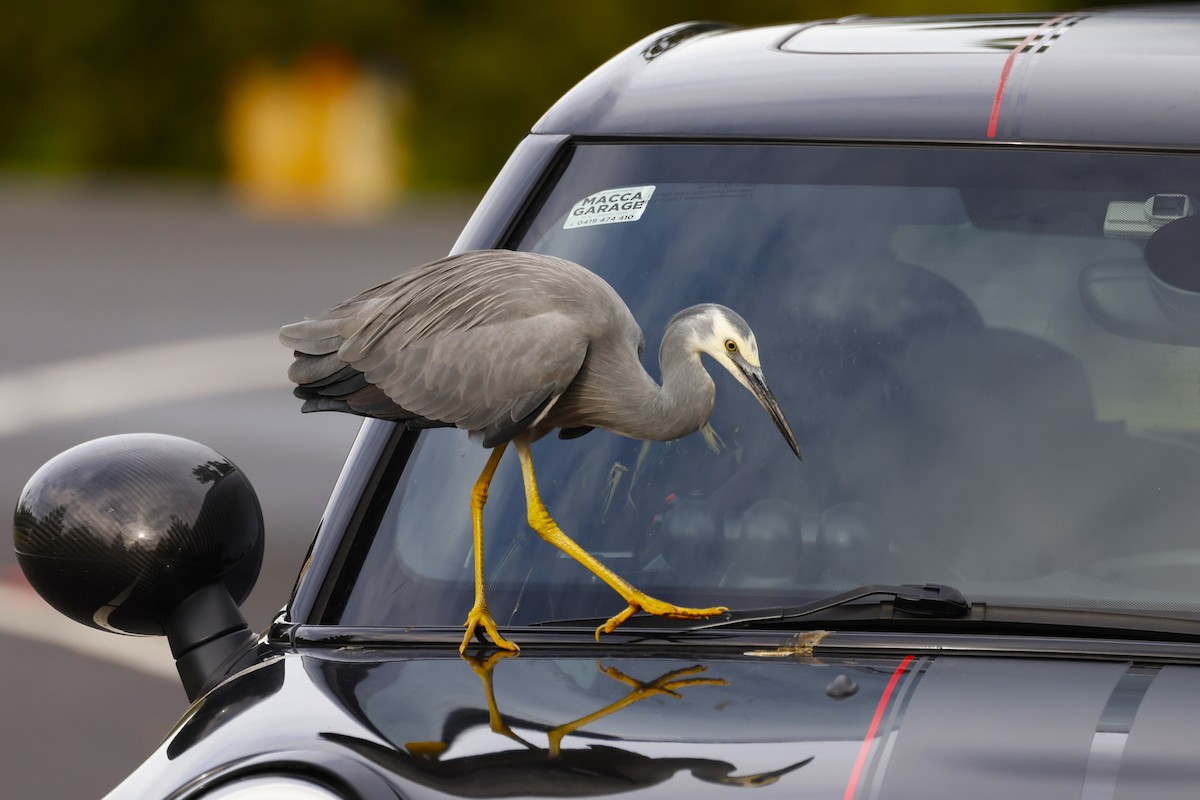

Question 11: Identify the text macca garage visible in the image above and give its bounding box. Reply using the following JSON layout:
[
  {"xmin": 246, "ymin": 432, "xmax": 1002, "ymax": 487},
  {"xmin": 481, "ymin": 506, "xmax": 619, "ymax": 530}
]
[{"xmin": 571, "ymin": 190, "xmax": 650, "ymax": 217}]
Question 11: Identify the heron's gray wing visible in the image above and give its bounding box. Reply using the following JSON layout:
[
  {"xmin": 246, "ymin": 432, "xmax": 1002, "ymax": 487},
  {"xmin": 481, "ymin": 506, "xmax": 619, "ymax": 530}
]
[
  {"xmin": 282, "ymin": 251, "xmax": 595, "ymax": 357},
  {"xmin": 355, "ymin": 311, "xmax": 589, "ymax": 446},
  {"xmin": 281, "ymin": 250, "xmax": 621, "ymax": 443},
  {"xmin": 334, "ymin": 251, "xmax": 602, "ymax": 359}
]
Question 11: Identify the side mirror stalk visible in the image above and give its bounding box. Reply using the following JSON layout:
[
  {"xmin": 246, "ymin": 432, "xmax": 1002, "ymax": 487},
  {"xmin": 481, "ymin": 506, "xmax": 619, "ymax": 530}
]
[{"xmin": 166, "ymin": 584, "xmax": 257, "ymax": 701}]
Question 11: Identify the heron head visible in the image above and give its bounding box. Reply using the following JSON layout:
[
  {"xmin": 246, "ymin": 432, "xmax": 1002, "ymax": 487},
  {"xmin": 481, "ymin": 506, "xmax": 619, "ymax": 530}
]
[{"xmin": 680, "ymin": 305, "xmax": 802, "ymax": 460}]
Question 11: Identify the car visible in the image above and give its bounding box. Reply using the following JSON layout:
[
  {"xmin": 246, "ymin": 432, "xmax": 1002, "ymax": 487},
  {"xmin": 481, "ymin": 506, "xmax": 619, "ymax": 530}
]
[{"xmin": 15, "ymin": 7, "xmax": 1200, "ymax": 798}]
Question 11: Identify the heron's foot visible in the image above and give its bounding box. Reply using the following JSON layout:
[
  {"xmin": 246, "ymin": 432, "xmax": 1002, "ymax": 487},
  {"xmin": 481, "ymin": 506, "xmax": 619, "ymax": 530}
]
[
  {"xmin": 546, "ymin": 663, "xmax": 728, "ymax": 756},
  {"xmin": 600, "ymin": 662, "xmax": 729, "ymax": 697},
  {"xmin": 595, "ymin": 593, "xmax": 728, "ymax": 640},
  {"xmin": 460, "ymin": 604, "xmax": 521, "ymax": 655}
]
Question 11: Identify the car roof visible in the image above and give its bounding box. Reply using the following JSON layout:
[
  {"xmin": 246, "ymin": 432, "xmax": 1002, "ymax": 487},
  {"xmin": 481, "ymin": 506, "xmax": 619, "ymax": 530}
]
[{"xmin": 534, "ymin": 7, "xmax": 1200, "ymax": 150}]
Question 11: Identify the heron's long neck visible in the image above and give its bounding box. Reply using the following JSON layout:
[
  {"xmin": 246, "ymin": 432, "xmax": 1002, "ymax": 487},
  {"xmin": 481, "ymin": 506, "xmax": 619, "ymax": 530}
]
[{"xmin": 605, "ymin": 321, "xmax": 715, "ymax": 442}]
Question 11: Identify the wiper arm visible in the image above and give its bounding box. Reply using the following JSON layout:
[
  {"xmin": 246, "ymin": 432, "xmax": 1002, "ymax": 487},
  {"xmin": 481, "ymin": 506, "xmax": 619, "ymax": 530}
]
[
  {"xmin": 529, "ymin": 583, "xmax": 969, "ymax": 632},
  {"xmin": 527, "ymin": 585, "xmax": 1200, "ymax": 641},
  {"xmin": 696, "ymin": 583, "xmax": 971, "ymax": 630}
]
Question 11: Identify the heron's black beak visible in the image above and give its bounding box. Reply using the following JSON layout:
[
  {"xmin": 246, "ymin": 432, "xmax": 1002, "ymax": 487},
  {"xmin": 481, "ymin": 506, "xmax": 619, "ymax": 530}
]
[{"xmin": 740, "ymin": 363, "xmax": 802, "ymax": 460}]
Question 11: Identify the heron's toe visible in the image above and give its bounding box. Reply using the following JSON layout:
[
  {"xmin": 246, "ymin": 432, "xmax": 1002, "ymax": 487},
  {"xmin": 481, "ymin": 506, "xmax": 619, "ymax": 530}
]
[
  {"xmin": 595, "ymin": 596, "xmax": 729, "ymax": 639},
  {"xmin": 460, "ymin": 606, "xmax": 521, "ymax": 654}
]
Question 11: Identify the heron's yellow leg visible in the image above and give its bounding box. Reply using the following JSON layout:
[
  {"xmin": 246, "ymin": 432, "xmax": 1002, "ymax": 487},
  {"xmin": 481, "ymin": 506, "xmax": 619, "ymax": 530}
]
[
  {"xmin": 513, "ymin": 438, "xmax": 727, "ymax": 639},
  {"xmin": 461, "ymin": 443, "xmax": 520, "ymax": 654},
  {"xmin": 546, "ymin": 663, "xmax": 727, "ymax": 756}
]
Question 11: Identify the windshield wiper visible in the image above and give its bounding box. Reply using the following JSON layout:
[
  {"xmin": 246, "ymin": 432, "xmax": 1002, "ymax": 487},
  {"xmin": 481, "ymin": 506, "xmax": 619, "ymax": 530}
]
[
  {"xmin": 530, "ymin": 583, "xmax": 970, "ymax": 632},
  {"xmin": 695, "ymin": 583, "xmax": 971, "ymax": 630}
]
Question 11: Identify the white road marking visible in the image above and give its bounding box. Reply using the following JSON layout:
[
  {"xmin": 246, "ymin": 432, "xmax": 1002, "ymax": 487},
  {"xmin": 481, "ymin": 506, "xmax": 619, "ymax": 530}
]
[
  {"xmin": 0, "ymin": 581, "xmax": 178, "ymax": 682},
  {"xmin": 0, "ymin": 331, "xmax": 291, "ymax": 438}
]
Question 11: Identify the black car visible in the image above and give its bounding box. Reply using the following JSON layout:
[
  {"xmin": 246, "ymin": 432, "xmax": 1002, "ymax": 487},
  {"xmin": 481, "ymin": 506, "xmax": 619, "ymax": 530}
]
[{"xmin": 16, "ymin": 8, "xmax": 1200, "ymax": 798}]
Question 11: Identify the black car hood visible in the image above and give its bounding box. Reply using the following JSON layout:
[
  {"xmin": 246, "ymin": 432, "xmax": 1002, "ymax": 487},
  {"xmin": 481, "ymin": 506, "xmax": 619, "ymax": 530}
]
[{"xmin": 111, "ymin": 644, "xmax": 1200, "ymax": 799}]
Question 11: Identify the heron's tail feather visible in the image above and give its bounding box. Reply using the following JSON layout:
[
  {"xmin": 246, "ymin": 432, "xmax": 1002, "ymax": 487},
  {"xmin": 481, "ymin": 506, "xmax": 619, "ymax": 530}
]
[
  {"xmin": 302, "ymin": 363, "xmax": 362, "ymax": 389},
  {"xmin": 299, "ymin": 397, "xmax": 354, "ymax": 414},
  {"xmin": 279, "ymin": 317, "xmax": 346, "ymax": 354},
  {"xmin": 287, "ymin": 353, "xmax": 347, "ymax": 385},
  {"xmin": 303, "ymin": 370, "xmax": 370, "ymax": 397},
  {"xmin": 298, "ymin": 388, "xmax": 455, "ymax": 435}
]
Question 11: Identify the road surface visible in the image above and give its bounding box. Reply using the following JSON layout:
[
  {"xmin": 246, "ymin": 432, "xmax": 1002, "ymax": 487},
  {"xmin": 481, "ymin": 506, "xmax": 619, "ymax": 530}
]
[{"xmin": 0, "ymin": 182, "xmax": 475, "ymax": 798}]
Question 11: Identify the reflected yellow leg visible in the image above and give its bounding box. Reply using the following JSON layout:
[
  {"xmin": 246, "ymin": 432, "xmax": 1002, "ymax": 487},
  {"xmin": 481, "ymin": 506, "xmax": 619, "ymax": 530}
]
[
  {"xmin": 462, "ymin": 650, "xmax": 533, "ymax": 746},
  {"xmin": 514, "ymin": 437, "xmax": 727, "ymax": 640},
  {"xmin": 461, "ymin": 442, "xmax": 520, "ymax": 654},
  {"xmin": 546, "ymin": 663, "xmax": 727, "ymax": 756}
]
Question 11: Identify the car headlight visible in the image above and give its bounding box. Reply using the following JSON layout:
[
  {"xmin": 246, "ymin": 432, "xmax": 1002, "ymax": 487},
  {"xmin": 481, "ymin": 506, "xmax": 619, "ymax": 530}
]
[{"xmin": 203, "ymin": 777, "xmax": 342, "ymax": 799}]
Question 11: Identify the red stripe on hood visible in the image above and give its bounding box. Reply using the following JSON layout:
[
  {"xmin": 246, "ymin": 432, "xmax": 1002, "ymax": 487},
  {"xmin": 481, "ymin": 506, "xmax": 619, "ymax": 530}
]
[{"xmin": 843, "ymin": 654, "xmax": 915, "ymax": 800}]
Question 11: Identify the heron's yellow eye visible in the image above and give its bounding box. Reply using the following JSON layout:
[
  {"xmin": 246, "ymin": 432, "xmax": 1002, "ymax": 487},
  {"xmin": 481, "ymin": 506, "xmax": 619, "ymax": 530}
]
[{"xmin": 724, "ymin": 339, "xmax": 738, "ymax": 353}]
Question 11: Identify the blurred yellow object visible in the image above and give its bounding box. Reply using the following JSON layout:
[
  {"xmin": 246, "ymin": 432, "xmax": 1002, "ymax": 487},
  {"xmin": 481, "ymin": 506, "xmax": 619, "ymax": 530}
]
[{"xmin": 225, "ymin": 49, "xmax": 405, "ymax": 219}]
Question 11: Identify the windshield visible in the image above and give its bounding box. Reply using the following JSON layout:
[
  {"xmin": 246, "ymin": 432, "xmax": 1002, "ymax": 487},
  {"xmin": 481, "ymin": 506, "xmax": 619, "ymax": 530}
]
[{"xmin": 331, "ymin": 142, "xmax": 1200, "ymax": 631}]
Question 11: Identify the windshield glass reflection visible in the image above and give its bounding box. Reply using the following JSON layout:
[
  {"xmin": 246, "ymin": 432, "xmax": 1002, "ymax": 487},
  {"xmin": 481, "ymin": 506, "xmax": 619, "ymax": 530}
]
[{"xmin": 338, "ymin": 143, "xmax": 1200, "ymax": 629}]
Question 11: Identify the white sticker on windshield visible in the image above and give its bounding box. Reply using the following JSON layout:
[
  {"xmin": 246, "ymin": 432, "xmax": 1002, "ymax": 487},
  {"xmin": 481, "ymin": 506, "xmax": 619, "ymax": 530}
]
[{"xmin": 563, "ymin": 185, "xmax": 656, "ymax": 229}]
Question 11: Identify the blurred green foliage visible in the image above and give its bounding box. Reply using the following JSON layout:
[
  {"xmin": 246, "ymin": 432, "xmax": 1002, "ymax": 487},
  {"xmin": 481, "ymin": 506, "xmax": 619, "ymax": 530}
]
[{"xmin": 2, "ymin": 0, "xmax": 1066, "ymax": 189}]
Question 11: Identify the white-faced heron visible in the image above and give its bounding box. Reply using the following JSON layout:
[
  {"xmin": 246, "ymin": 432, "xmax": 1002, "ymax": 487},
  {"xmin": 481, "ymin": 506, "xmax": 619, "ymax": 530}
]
[{"xmin": 280, "ymin": 250, "xmax": 801, "ymax": 652}]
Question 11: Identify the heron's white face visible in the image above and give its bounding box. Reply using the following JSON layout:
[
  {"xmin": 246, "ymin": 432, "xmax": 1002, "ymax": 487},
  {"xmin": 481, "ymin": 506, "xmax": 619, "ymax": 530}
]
[
  {"xmin": 691, "ymin": 308, "xmax": 761, "ymax": 391},
  {"xmin": 676, "ymin": 303, "xmax": 796, "ymax": 460},
  {"xmin": 682, "ymin": 304, "xmax": 803, "ymax": 460}
]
